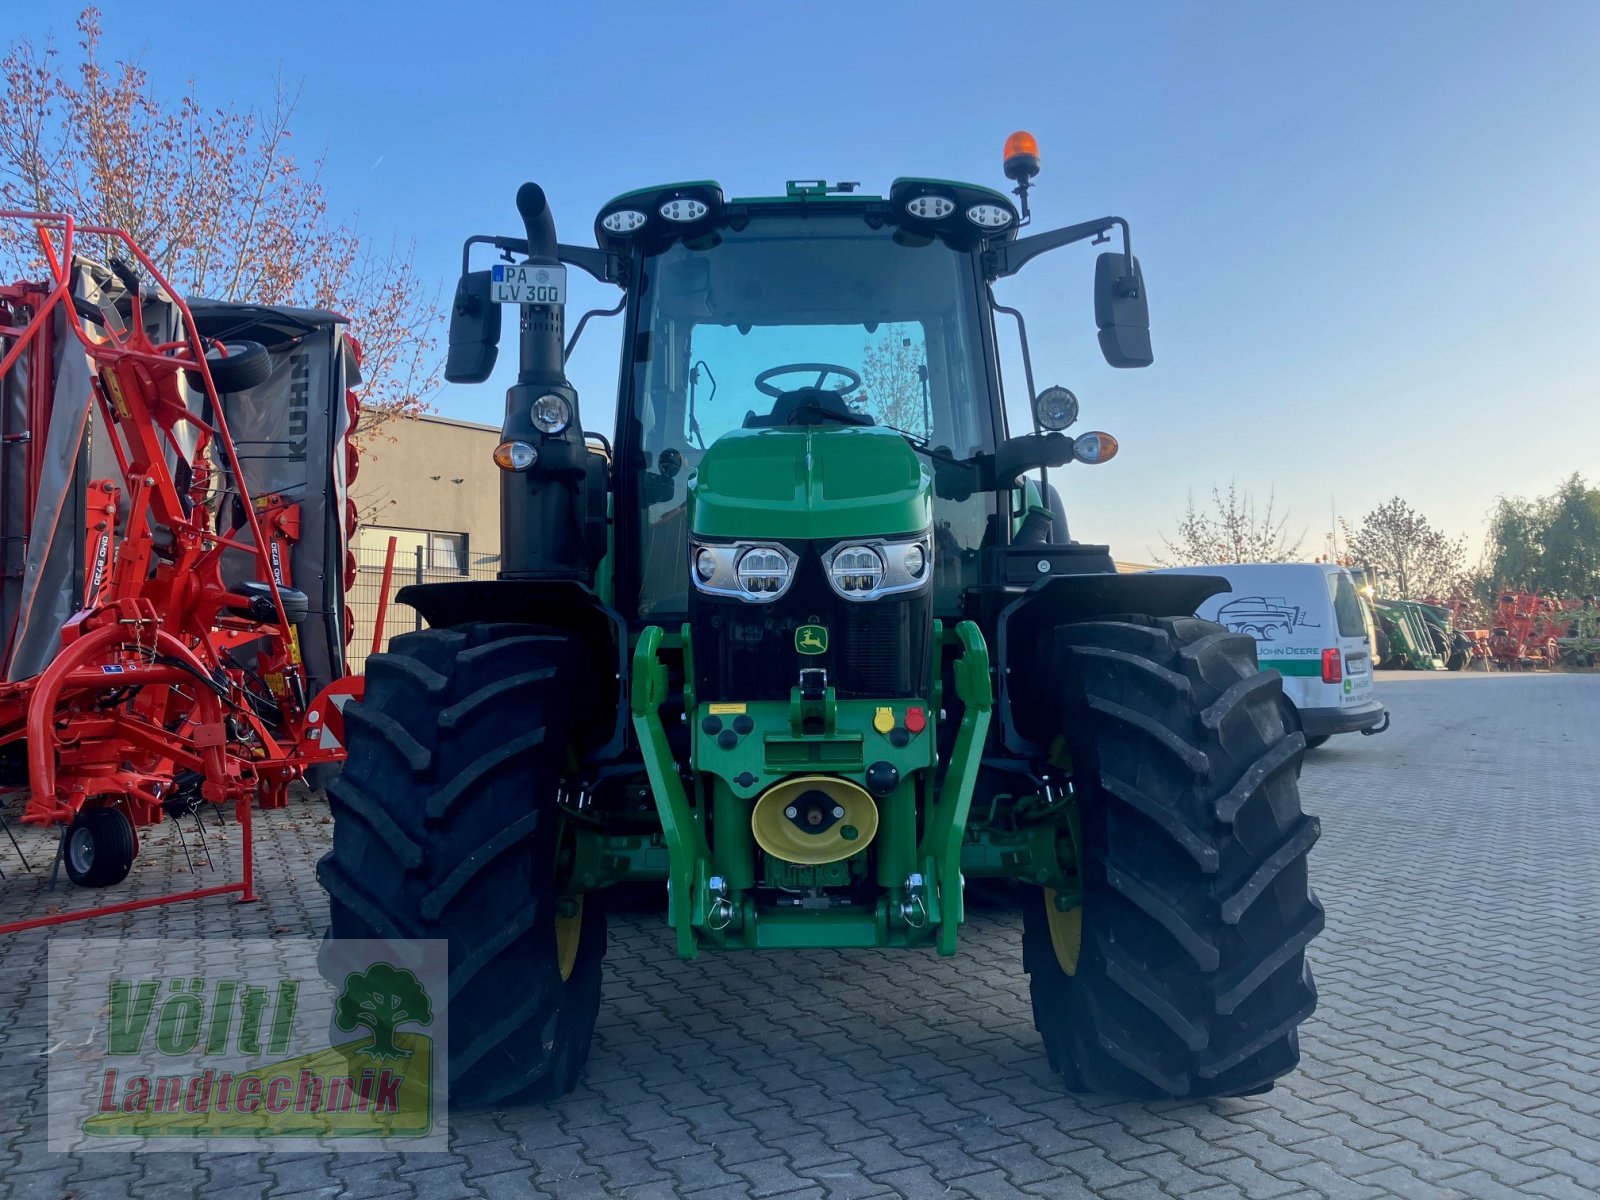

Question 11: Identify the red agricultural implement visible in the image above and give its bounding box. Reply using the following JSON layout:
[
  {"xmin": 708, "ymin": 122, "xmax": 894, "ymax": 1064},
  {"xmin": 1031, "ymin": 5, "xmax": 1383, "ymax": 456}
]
[
  {"xmin": 1487, "ymin": 591, "xmax": 1569, "ymax": 670},
  {"xmin": 0, "ymin": 212, "xmax": 360, "ymax": 907}
]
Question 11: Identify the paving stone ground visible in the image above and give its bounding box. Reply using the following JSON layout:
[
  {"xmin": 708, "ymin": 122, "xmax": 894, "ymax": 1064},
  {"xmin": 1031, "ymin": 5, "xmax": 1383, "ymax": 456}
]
[{"xmin": 1, "ymin": 669, "xmax": 1597, "ymax": 1198}]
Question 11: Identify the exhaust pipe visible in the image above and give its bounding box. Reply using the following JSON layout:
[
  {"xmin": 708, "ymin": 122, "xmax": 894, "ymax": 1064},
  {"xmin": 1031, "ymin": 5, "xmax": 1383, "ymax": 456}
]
[
  {"xmin": 499, "ymin": 183, "xmax": 591, "ymax": 581},
  {"xmin": 513, "ymin": 183, "xmax": 565, "ymax": 390}
]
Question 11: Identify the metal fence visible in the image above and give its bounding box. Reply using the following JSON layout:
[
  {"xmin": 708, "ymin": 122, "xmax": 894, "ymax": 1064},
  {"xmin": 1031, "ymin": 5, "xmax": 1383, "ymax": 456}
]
[{"xmin": 345, "ymin": 539, "xmax": 500, "ymax": 673}]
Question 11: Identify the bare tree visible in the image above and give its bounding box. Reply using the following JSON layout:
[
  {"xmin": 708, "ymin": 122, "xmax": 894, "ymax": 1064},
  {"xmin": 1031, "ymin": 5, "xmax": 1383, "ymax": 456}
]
[
  {"xmin": 1154, "ymin": 482, "xmax": 1306, "ymax": 566},
  {"xmin": 1341, "ymin": 497, "xmax": 1467, "ymax": 600},
  {"xmin": 0, "ymin": 8, "xmax": 438, "ymax": 439}
]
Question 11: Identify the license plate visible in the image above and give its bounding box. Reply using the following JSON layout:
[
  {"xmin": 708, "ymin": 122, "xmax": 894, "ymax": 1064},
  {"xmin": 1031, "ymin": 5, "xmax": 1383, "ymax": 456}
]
[
  {"xmin": 1347, "ymin": 655, "xmax": 1370, "ymax": 675},
  {"xmin": 491, "ymin": 262, "xmax": 566, "ymax": 306}
]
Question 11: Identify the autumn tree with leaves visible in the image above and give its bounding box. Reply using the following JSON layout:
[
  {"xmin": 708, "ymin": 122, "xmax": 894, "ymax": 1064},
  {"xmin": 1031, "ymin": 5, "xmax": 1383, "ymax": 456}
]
[
  {"xmin": 1155, "ymin": 482, "xmax": 1306, "ymax": 566},
  {"xmin": 0, "ymin": 8, "xmax": 438, "ymax": 439},
  {"xmin": 1340, "ymin": 497, "xmax": 1467, "ymax": 600}
]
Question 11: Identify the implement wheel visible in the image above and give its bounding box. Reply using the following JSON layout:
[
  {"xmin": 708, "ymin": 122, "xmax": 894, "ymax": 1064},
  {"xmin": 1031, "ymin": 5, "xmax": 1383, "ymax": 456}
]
[
  {"xmin": 1022, "ymin": 616, "xmax": 1323, "ymax": 1098},
  {"xmin": 62, "ymin": 807, "xmax": 136, "ymax": 888},
  {"xmin": 317, "ymin": 623, "xmax": 605, "ymax": 1107}
]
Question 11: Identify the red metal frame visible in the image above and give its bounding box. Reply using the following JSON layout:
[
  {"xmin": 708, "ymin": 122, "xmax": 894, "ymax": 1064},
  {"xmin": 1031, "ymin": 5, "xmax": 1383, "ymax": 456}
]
[
  {"xmin": 371, "ymin": 534, "xmax": 399, "ymax": 658},
  {"xmin": 0, "ymin": 211, "xmax": 358, "ymax": 926}
]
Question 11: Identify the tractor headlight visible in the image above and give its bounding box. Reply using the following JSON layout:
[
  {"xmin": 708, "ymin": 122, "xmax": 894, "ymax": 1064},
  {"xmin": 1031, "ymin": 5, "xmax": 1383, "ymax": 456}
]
[
  {"xmin": 823, "ymin": 535, "xmax": 932, "ymax": 602},
  {"xmin": 904, "ymin": 194, "xmax": 955, "ymax": 220},
  {"xmin": 689, "ymin": 541, "xmax": 797, "ymax": 603},
  {"xmin": 829, "ymin": 545, "xmax": 885, "ymax": 595},
  {"xmin": 659, "ymin": 197, "xmax": 709, "ymax": 223},
  {"xmin": 1033, "ymin": 385, "xmax": 1079, "ymax": 431},
  {"xmin": 531, "ymin": 393, "xmax": 571, "ymax": 434},
  {"xmin": 737, "ymin": 547, "xmax": 792, "ymax": 596},
  {"xmin": 601, "ymin": 209, "xmax": 647, "ymax": 234},
  {"xmin": 965, "ymin": 203, "xmax": 1014, "ymax": 229}
]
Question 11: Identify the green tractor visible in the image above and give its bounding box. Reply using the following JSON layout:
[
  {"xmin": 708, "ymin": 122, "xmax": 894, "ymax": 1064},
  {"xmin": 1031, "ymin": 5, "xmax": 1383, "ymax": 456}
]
[{"xmin": 318, "ymin": 136, "xmax": 1323, "ymax": 1105}]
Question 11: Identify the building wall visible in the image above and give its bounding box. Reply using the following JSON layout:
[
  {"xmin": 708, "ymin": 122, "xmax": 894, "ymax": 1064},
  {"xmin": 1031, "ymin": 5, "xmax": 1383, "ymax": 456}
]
[{"xmin": 347, "ymin": 414, "xmax": 501, "ymax": 668}]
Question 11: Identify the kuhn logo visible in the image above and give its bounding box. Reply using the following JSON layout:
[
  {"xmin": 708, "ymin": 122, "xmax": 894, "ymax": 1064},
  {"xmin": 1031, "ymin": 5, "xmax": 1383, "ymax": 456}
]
[{"xmin": 288, "ymin": 351, "xmax": 308, "ymax": 463}]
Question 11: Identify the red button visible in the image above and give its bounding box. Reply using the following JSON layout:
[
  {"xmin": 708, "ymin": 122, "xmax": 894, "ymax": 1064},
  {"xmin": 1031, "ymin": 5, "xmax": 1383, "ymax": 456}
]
[{"xmin": 905, "ymin": 706, "xmax": 926, "ymax": 734}]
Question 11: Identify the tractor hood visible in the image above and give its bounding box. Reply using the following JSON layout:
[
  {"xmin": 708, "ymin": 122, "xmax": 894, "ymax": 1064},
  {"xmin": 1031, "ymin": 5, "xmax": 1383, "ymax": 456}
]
[{"xmin": 687, "ymin": 426, "xmax": 931, "ymax": 541}]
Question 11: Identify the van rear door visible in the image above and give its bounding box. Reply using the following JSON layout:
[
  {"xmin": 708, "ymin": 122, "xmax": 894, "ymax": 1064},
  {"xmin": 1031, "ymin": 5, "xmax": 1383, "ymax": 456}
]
[{"xmin": 1328, "ymin": 569, "xmax": 1376, "ymax": 709}]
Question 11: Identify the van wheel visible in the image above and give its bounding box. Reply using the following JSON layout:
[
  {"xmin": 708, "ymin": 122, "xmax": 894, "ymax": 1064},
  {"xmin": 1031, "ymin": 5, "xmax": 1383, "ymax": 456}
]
[{"xmin": 1304, "ymin": 734, "xmax": 1330, "ymax": 749}]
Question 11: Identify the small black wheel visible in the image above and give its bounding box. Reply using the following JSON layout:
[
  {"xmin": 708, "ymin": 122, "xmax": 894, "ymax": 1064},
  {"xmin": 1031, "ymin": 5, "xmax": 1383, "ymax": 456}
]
[
  {"xmin": 1304, "ymin": 734, "xmax": 1331, "ymax": 749},
  {"xmin": 187, "ymin": 340, "xmax": 272, "ymax": 393},
  {"xmin": 62, "ymin": 807, "xmax": 136, "ymax": 888}
]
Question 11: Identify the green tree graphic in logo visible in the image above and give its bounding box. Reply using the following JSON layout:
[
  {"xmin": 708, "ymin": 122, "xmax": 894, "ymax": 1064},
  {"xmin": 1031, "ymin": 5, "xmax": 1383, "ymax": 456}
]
[{"xmin": 334, "ymin": 964, "xmax": 434, "ymax": 1060}]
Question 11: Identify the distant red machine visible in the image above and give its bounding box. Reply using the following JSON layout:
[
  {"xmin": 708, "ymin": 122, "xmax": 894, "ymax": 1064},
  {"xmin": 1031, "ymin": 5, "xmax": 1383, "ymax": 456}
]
[
  {"xmin": 1487, "ymin": 591, "xmax": 1569, "ymax": 670},
  {"xmin": 0, "ymin": 212, "xmax": 360, "ymax": 896}
]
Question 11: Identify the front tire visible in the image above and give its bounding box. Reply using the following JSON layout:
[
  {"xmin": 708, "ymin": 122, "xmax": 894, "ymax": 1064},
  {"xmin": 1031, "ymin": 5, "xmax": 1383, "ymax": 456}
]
[
  {"xmin": 317, "ymin": 623, "xmax": 605, "ymax": 1107},
  {"xmin": 1022, "ymin": 616, "xmax": 1323, "ymax": 1098}
]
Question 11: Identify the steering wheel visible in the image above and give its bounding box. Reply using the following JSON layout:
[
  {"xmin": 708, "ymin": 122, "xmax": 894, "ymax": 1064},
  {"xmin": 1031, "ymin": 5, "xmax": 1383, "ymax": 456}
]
[{"xmin": 755, "ymin": 362, "xmax": 863, "ymax": 398}]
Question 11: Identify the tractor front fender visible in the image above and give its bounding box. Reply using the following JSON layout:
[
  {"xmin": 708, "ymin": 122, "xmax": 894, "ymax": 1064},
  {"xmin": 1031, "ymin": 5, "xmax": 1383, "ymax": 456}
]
[
  {"xmin": 993, "ymin": 572, "xmax": 1229, "ymax": 755},
  {"xmin": 397, "ymin": 579, "xmax": 628, "ymax": 760}
]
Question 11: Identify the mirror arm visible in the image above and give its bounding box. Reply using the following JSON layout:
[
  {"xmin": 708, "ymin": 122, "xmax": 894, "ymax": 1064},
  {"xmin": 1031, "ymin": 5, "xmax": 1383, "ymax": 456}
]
[
  {"xmin": 985, "ymin": 216, "xmax": 1130, "ymax": 280},
  {"xmin": 559, "ymin": 244, "xmax": 620, "ymax": 285},
  {"xmin": 460, "ymin": 233, "xmax": 522, "ymax": 274},
  {"xmin": 981, "ymin": 432, "xmax": 1075, "ymax": 490},
  {"xmin": 458, "ymin": 235, "xmax": 622, "ymax": 285},
  {"xmin": 566, "ymin": 295, "xmax": 628, "ymax": 359}
]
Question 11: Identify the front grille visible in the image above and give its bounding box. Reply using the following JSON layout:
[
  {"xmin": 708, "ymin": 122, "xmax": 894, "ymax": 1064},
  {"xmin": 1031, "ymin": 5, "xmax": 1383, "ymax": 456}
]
[
  {"xmin": 839, "ymin": 602, "xmax": 920, "ymax": 697},
  {"xmin": 692, "ymin": 547, "xmax": 931, "ymax": 702}
]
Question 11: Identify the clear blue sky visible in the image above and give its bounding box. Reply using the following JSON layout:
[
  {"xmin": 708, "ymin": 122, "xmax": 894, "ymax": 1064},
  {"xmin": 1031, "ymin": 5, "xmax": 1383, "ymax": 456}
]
[{"xmin": 17, "ymin": 1, "xmax": 1599, "ymax": 562}]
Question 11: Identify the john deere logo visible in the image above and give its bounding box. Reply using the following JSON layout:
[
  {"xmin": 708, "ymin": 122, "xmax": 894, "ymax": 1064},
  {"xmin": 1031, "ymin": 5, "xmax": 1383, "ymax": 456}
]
[{"xmin": 796, "ymin": 625, "xmax": 828, "ymax": 655}]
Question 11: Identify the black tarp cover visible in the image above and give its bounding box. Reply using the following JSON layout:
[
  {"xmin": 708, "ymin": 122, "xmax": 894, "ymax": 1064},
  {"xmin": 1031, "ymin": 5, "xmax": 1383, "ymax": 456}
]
[{"xmin": 0, "ymin": 274, "xmax": 354, "ymax": 695}]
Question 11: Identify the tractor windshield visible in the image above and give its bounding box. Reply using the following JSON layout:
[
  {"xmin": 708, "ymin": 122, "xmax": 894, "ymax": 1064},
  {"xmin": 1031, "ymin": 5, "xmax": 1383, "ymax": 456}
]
[{"xmin": 622, "ymin": 213, "xmax": 1000, "ymax": 617}]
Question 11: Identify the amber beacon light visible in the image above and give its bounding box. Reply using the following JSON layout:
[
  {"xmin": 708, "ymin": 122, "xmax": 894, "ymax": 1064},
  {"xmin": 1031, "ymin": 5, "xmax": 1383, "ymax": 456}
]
[
  {"xmin": 1003, "ymin": 131, "xmax": 1041, "ymax": 180},
  {"xmin": 1002, "ymin": 130, "xmax": 1041, "ymax": 221}
]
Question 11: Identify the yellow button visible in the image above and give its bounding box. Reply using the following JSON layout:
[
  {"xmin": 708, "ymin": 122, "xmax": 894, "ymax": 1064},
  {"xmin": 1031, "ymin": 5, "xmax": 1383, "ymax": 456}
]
[{"xmin": 873, "ymin": 706, "xmax": 895, "ymax": 734}]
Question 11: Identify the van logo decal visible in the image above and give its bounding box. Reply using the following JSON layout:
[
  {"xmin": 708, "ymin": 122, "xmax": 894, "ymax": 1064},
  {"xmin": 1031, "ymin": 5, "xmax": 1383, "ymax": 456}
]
[{"xmin": 1216, "ymin": 596, "xmax": 1321, "ymax": 641}]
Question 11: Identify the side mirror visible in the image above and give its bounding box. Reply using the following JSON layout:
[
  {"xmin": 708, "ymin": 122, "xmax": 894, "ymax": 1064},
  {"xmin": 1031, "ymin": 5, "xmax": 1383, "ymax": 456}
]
[
  {"xmin": 444, "ymin": 270, "xmax": 502, "ymax": 384},
  {"xmin": 1094, "ymin": 252, "xmax": 1152, "ymax": 368}
]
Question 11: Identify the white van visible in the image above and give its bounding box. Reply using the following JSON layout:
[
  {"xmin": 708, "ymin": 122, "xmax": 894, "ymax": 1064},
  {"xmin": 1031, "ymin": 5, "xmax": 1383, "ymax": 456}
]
[{"xmin": 1152, "ymin": 562, "xmax": 1388, "ymax": 748}]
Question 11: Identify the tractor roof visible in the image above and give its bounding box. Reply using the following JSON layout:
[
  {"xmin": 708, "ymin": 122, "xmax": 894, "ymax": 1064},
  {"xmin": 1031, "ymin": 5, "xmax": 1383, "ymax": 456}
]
[{"xmin": 594, "ymin": 178, "xmax": 1019, "ymax": 256}]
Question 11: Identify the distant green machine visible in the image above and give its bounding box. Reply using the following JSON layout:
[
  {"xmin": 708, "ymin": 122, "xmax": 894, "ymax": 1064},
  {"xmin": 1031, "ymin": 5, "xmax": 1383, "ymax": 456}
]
[
  {"xmin": 318, "ymin": 134, "xmax": 1323, "ymax": 1107},
  {"xmin": 1349, "ymin": 569, "xmax": 1467, "ymax": 670}
]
